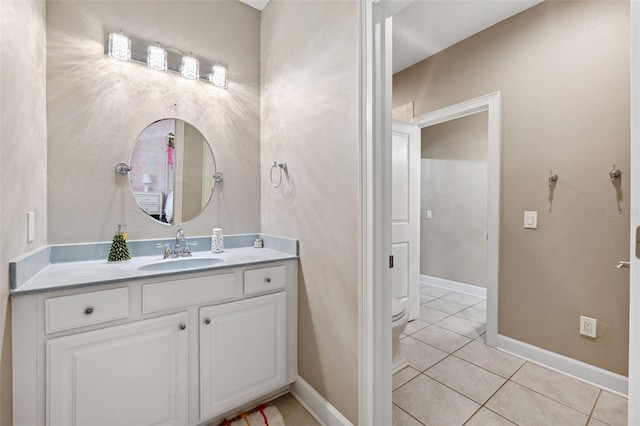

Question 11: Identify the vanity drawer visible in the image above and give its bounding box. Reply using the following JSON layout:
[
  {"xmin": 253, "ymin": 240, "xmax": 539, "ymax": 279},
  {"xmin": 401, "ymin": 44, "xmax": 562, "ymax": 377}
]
[
  {"xmin": 45, "ymin": 288, "xmax": 129, "ymax": 334},
  {"xmin": 244, "ymin": 265, "xmax": 286, "ymax": 295},
  {"xmin": 143, "ymin": 273, "xmax": 235, "ymax": 313}
]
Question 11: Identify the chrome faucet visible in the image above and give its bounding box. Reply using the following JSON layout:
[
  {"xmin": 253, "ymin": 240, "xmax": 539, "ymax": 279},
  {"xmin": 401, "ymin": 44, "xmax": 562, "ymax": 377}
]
[{"xmin": 175, "ymin": 228, "xmax": 185, "ymax": 256}]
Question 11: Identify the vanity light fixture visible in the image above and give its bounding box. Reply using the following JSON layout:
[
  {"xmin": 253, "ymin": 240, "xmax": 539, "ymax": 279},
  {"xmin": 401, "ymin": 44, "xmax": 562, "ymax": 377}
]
[
  {"xmin": 108, "ymin": 31, "xmax": 131, "ymax": 61},
  {"xmin": 181, "ymin": 54, "xmax": 199, "ymax": 80},
  {"xmin": 147, "ymin": 43, "xmax": 167, "ymax": 72},
  {"xmin": 209, "ymin": 64, "xmax": 228, "ymax": 89},
  {"xmin": 106, "ymin": 31, "xmax": 227, "ymax": 87}
]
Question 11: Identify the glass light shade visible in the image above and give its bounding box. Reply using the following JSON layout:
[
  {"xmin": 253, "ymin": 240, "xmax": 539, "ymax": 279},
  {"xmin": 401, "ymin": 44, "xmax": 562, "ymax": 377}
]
[
  {"xmin": 147, "ymin": 44, "xmax": 167, "ymax": 72},
  {"xmin": 180, "ymin": 55, "xmax": 199, "ymax": 80},
  {"xmin": 108, "ymin": 32, "xmax": 131, "ymax": 61},
  {"xmin": 209, "ymin": 65, "xmax": 228, "ymax": 88}
]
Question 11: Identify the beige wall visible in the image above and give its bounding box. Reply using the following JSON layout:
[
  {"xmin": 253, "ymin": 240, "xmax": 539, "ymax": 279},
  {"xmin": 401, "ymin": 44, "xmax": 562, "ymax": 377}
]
[
  {"xmin": 261, "ymin": 1, "xmax": 359, "ymax": 422},
  {"xmin": 421, "ymin": 112, "xmax": 488, "ymax": 288},
  {"xmin": 46, "ymin": 0, "xmax": 261, "ymax": 243},
  {"xmin": 0, "ymin": 1, "xmax": 49, "ymax": 423},
  {"xmin": 394, "ymin": 1, "xmax": 630, "ymax": 375}
]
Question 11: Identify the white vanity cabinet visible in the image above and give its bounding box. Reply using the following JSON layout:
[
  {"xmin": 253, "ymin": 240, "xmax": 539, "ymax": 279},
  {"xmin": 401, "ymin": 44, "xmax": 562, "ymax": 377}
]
[
  {"xmin": 199, "ymin": 292, "xmax": 287, "ymax": 419},
  {"xmin": 11, "ymin": 259, "xmax": 298, "ymax": 426},
  {"xmin": 47, "ymin": 312, "xmax": 189, "ymax": 426}
]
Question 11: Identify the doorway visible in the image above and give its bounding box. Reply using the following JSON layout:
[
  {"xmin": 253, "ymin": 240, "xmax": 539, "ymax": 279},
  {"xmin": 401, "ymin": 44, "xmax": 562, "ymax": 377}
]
[{"xmin": 410, "ymin": 93, "xmax": 501, "ymax": 347}]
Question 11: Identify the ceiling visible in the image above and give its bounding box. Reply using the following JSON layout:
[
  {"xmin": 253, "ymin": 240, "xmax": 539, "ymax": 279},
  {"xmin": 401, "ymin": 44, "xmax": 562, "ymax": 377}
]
[
  {"xmin": 238, "ymin": 0, "xmax": 542, "ymax": 74},
  {"xmin": 392, "ymin": 0, "xmax": 543, "ymax": 74}
]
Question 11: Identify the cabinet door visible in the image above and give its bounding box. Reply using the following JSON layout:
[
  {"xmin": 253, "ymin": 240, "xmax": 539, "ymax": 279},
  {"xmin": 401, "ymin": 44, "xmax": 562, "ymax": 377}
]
[
  {"xmin": 47, "ymin": 312, "xmax": 189, "ymax": 426},
  {"xmin": 200, "ymin": 292, "xmax": 286, "ymax": 419}
]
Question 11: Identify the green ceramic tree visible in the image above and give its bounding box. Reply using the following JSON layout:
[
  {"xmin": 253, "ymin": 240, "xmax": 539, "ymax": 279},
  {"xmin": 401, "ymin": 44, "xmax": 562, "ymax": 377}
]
[{"xmin": 107, "ymin": 225, "xmax": 131, "ymax": 263}]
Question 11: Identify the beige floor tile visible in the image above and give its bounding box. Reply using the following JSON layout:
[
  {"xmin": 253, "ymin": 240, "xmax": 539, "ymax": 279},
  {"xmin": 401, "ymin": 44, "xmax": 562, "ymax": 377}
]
[
  {"xmin": 475, "ymin": 333, "xmax": 486, "ymax": 344},
  {"xmin": 420, "ymin": 285, "xmax": 451, "ymax": 298},
  {"xmin": 393, "ymin": 366, "xmax": 420, "ymax": 390},
  {"xmin": 423, "ymin": 299, "xmax": 468, "ymax": 314},
  {"xmin": 454, "ymin": 340, "xmax": 524, "ymax": 378},
  {"xmin": 270, "ymin": 393, "xmax": 320, "ymax": 426},
  {"xmin": 454, "ymin": 307, "xmax": 486, "ymax": 324},
  {"xmin": 399, "ymin": 336, "xmax": 448, "ymax": 371},
  {"xmin": 592, "ymin": 391, "xmax": 628, "ymax": 426},
  {"xmin": 441, "ymin": 292, "xmax": 485, "ymax": 306},
  {"xmin": 411, "ymin": 325, "xmax": 472, "ymax": 354},
  {"xmin": 510, "ymin": 362, "xmax": 599, "ymax": 415},
  {"xmin": 587, "ymin": 417, "xmax": 609, "ymax": 426},
  {"xmin": 393, "ymin": 375, "xmax": 480, "ymax": 426},
  {"xmin": 418, "ymin": 306, "xmax": 450, "ymax": 324},
  {"xmin": 473, "ymin": 300, "xmax": 487, "ymax": 311},
  {"xmin": 420, "ymin": 294, "xmax": 435, "ymax": 304},
  {"xmin": 404, "ymin": 319, "xmax": 429, "ymax": 335},
  {"xmin": 392, "ymin": 404, "xmax": 424, "ymax": 426},
  {"xmin": 436, "ymin": 315, "xmax": 486, "ymax": 338},
  {"xmin": 465, "ymin": 408, "xmax": 515, "ymax": 426},
  {"xmin": 486, "ymin": 381, "xmax": 588, "ymax": 426},
  {"xmin": 425, "ymin": 356, "xmax": 506, "ymax": 404}
]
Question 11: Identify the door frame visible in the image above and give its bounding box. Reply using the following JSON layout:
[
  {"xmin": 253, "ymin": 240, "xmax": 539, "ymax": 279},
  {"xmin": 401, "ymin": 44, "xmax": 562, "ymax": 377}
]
[
  {"xmin": 410, "ymin": 92, "xmax": 501, "ymax": 348},
  {"xmin": 629, "ymin": 1, "xmax": 639, "ymax": 423},
  {"xmin": 360, "ymin": 1, "xmax": 638, "ymax": 424}
]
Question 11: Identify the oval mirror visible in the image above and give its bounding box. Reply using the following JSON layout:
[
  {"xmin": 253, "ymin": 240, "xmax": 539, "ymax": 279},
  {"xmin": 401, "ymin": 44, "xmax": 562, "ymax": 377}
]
[{"xmin": 129, "ymin": 119, "xmax": 217, "ymax": 225}]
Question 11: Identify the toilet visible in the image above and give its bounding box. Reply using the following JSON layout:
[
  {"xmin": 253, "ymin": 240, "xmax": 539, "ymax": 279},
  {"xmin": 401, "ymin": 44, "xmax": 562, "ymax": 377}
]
[{"xmin": 392, "ymin": 298, "xmax": 409, "ymax": 374}]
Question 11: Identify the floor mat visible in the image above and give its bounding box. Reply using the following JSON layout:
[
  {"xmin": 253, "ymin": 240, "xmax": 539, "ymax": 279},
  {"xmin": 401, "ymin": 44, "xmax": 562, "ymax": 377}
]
[{"xmin": 219, "ymin": 404, "xmax": 285, "ymax": 426}]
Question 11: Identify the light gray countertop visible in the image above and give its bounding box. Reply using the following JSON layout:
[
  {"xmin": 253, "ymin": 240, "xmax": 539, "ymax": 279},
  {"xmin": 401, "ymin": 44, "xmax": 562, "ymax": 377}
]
[
  {"xmin": 12, "ymin": 247, "xmax": 297, "ymax": 295},
  {"xmin": 10, "ymin": 234, "xmax": 299, "ymax": 295}
]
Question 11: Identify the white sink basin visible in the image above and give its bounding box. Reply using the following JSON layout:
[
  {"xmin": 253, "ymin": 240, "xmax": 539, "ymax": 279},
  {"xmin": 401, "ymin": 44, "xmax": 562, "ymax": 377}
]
[{"xmin": 137, "ymin": 257, "xmax": 224, "ymax": 272}]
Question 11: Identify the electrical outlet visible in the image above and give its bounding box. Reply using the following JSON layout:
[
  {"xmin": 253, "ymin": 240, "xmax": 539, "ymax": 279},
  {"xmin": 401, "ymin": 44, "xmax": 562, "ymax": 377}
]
[{"xmin": 580, "ymin": 316, "xmax": 597, "ymax": 338}]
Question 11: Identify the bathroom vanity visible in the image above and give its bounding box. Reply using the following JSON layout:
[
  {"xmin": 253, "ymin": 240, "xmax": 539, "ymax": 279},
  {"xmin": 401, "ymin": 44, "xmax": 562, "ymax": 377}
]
[{"xmin": 10, "ymin": 239, "xmax": 298, "ymax": 426}]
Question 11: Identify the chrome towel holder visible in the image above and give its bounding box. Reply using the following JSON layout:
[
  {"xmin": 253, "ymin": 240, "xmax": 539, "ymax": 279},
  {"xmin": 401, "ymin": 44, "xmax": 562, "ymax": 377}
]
[{"xmin": 270, "ymin": 162, "xmax": 288, "ymax": 188}]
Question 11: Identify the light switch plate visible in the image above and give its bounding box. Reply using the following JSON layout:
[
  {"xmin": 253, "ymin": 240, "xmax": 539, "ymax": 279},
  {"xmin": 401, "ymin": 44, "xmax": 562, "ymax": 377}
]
[
  {"xmin": 524, "ymin": 211, "xmax": 537, "ymax": 229},
  {"xmin": 426, "ymin": 210, "xmax": 432, "ymax": 219}
]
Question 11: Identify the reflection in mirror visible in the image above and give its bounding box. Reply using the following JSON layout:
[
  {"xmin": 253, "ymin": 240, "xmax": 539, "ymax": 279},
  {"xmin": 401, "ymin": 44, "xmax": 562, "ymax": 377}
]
[{"xmin": 129, "ymin": 119, "xmax": 216, "ymax": 225}]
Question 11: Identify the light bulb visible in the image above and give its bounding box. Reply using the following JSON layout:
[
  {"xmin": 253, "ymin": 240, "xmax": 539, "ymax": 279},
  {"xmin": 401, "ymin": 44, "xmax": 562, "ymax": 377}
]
[
  {"xmin": 181, "ymin": 54, "xmax": 199, "ymax": 80},
  {"xmin": 209, "ymin": 64, "xmax": 228, "ymax": 88},
  {"xmin": 108, "ymin": 31, "xmax": 131, "ymax": 61},
  {"xmin": 147, "ymin": 43, "xmax": 167, "ymax": 72}
]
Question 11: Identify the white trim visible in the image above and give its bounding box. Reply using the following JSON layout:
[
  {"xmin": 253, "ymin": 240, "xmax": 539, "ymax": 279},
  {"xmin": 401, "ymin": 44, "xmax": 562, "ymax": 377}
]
[
  {"xmin": 409, "ymin": 92, "xmax": 501, "ymax": 348},
  {"xmin": 358, "ymin": 1, "xmax": 393, "ymax": 425},
  {"xmin": 291, "ymin": 376, "xmax": 353, "ymax": 426},
  {"xmin": 420, "ymin": 275, "xmax": 487, "ymax": 298},
  {"xmin": 629, "ymin": 0, "xmax": 640, "ymax": 423},
  {"xmin": 497, "ymin": 335, "xmax": 628, "ymax": 396}
]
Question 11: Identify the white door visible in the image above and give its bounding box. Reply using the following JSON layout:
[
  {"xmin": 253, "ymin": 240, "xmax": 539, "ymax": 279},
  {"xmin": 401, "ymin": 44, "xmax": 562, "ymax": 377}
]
[
  {"xmin": 392, "ymin": 120, "xmax": 421, "ymax": 320},
  {"xmin": 199, "ymin": 292, "xmax": 287, "ymax": 420},
  {"xmin": 46, "ymin": 312, "xmax": 189, "ymax": 426}
]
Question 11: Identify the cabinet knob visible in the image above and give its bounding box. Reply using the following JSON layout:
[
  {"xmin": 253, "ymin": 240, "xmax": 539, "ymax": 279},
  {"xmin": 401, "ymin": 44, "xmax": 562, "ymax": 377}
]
[
  {"xmin": 84, "ymin": 307, "xmax": 94, "ymax": 315},
  {"xmin": 179, "ymin": 323, "xmax": 186, "ymax": 330},
  {"xmin": 204, "ymin": 318, "xmax": 211, "ymax": 325},
  {"xmin": 265, "ymin": 277, "xmax": 272, "ymax": 283}
]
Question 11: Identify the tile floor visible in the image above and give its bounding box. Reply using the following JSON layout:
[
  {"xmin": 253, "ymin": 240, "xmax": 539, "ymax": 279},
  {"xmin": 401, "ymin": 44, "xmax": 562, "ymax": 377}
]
[{"xmin": 393, "ymin": 284, "xmax": 629, "ymax": 426}]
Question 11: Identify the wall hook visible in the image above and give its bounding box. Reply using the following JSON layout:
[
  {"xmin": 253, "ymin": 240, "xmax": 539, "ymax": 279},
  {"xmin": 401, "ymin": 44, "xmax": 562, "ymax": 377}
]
[
  {"xmin": 609, "ymin": 164, "xmax": 621, "ymax": 182},
  {"xmin": 548, "ymin": 170, "xmax": 558, "ymax": 186}
]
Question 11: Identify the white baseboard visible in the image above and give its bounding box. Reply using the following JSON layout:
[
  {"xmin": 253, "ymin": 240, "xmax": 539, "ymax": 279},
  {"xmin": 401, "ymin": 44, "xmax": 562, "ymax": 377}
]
[
  {"xmin": 290, "ymin": 376, "xmax": 353, "ymax": 426},
  {"xmin": 497, "ymin": 334, "xmax": 629, "ymax": 396},
  {"xmin": 420, "ymin": 275, "xmax": 487, "ymax": 298}
]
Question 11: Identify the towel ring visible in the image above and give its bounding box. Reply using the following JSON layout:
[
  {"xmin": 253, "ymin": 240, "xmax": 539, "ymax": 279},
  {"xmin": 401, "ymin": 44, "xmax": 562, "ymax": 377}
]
[{"xmin": 270, "ymin": 162, "xmax": 288, "ymax": 188}]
